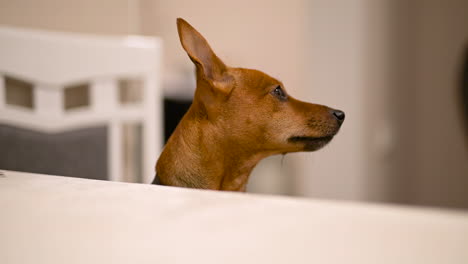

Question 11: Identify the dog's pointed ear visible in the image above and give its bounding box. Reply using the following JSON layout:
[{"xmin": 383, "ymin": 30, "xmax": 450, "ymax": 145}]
[{"xmin": 177, "ymin": 18, "xmax": 228, "ymax": 83}]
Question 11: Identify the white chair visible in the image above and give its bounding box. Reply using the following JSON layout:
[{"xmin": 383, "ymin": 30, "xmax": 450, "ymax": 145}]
[{"xmin": 0, "ymin": 26, "xmax": 163, "ymax": 183}]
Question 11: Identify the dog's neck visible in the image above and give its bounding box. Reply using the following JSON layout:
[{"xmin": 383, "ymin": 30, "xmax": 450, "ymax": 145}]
[{"xmin": 156, "ymin": 103, "xmax": 268, "ymax": 191}]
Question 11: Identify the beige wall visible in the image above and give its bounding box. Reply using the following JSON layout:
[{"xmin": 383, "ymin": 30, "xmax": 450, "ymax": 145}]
[
  {"xmin": 294, "ymin": 0, "xmax": 370, "ymax": 200},
  {"xmin": 295, "ymin": 0, "xmax": 468, "ymax": 208},
  {"xmin": 0, "ymin": 0, "xmax": 140, "ymax": 34}
]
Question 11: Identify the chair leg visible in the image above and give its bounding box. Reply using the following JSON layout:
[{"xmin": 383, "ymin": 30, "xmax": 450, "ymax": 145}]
[{"xmin": 108, "ymin": 122, "xmax": 122, "ymax": 182}]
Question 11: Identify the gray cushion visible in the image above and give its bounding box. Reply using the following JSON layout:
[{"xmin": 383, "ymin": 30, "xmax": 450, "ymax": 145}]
[{"xmin": 0, "ymin": 124, "xmax": 107, "ymax": 180}]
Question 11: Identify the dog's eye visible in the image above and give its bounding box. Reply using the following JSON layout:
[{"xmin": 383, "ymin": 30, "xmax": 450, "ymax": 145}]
[{"xmin": 272, "ymin": 85, "xmax": 287, "ymax": 100}]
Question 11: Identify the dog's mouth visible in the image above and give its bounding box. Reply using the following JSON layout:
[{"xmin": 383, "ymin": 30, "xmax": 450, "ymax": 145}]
[{"xmin": 288, "ymin": 135, "xmax": 334, "ymax": 151}]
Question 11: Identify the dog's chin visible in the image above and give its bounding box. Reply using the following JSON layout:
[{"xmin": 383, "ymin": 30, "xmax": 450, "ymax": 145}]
[{"xmin": 288, "ymin": 135, "xmax": 334, "ymax": 151}]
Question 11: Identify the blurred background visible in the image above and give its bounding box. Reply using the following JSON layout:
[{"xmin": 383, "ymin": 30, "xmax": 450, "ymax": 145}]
[{"xmin": 0, "ymin": 0, "xmax": 467, "ymax": 209}]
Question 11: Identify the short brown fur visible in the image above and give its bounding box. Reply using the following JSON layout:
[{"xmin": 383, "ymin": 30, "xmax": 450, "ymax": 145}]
[{"xmin": 154, "ymin": 18, "xmax": 345, "ymax": 191}]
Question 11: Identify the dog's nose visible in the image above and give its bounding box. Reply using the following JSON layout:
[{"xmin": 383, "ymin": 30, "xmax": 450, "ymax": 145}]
[{"xmin": 332, "ymin": 109, "xmax": 345, "ymax": 124}]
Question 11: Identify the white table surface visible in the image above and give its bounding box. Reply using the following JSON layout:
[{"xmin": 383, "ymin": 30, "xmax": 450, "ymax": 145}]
[{"xmin": 1, "ymin": 170, "xmax": 467, "ymax": 264}]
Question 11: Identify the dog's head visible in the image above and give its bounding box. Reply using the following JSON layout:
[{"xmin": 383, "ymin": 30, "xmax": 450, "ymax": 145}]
[{"xmin": 177, "ymin": 18, "xmax": 344, "ymax": 154}]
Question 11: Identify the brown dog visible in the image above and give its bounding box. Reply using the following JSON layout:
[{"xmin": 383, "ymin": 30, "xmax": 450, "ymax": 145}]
[{"xmin": 153, "ymin": 18, "xmax": 345, "ymax": 191}]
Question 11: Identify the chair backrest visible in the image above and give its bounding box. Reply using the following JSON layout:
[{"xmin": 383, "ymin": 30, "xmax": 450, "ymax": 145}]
[{"xmin": 0, "ymin": 26, "xmax": 163, "ymax": 183}]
